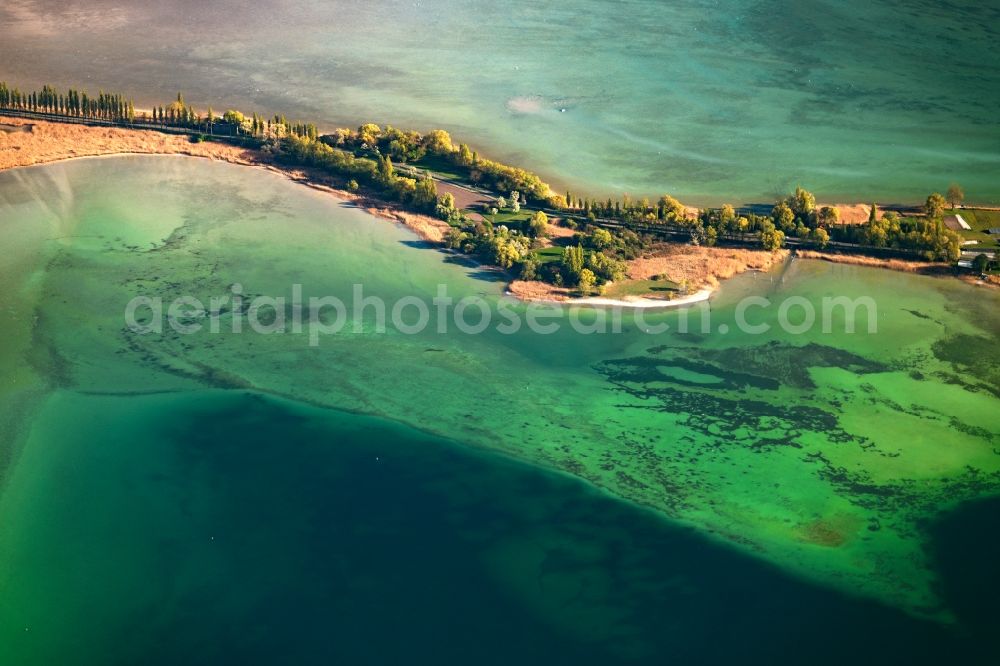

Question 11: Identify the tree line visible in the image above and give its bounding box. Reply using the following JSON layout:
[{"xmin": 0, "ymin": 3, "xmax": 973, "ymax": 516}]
[
  {"xmin": 0, "ymin": 83, "xmax": 321, "ymax": 140},
  {"xmin": 0, "ymin": 82, "xmax": 136, "ymax": 122},
  {"xmin": 553, "ymin": 183, "xmax": 961, "ymax": 260}
]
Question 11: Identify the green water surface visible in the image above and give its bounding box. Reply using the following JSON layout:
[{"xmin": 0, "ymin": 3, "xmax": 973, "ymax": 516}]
[
  {"xmin": 1, "ymin": 156, "xmax": 999, "ymax": 662},
  {"xmin": 1, "ymin": 0, "xmax": 998, "ymax": 204}
]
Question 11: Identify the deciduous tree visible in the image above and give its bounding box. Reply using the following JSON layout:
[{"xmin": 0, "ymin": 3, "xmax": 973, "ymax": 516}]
[
  {"xmin": 759, "ymin": 221, "xmax": 786, "ymax": 250},
  {"xmin": 947, "ymin": 183, "xmax": 964, "ymax": 208},
  {"xmin": 818, "ymin": 206, "xmax": 839, "ymax": 227},
  {"xmin": 924, "ymin": 193, "xmax": 946, "ymax": 220},
  {"xmin": 578, "ymin": 268, "xmax": 597, "ymax": 292},
  {"xmin": 771, "ymin": 201, "xmax": 795, "ymax": 231},
  {"xmin": 529, "ymin": 211, "xmax": 549, "ymax": 237}
]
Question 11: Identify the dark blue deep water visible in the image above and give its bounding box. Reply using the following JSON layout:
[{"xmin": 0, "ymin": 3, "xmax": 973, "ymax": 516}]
[{"xmin": 3, "ymin": 389, "xmax": 994, "ymax": 664}]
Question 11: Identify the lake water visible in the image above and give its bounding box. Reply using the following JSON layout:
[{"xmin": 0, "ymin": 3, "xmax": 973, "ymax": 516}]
[
  {"xmin": 1, "ymin": 0, "xmax": 998, "ymax": 205},
  {"xmin": 0, "ymin": 157, "xmax": 998, "ymax": 663}
]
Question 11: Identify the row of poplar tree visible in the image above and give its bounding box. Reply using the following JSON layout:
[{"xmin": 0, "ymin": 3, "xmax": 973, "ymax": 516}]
[{"xmin": 0, "ymin": 82, "xmax": 137, "ymax": 122}]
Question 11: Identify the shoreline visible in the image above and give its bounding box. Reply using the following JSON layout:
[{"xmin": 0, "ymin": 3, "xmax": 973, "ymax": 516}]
[
  {"xmin": 508, "ymin": 287, "xmax": 716, "ymax": 309},
  {"xmin": 4, "ymin": 115, "xmax": 983, "ymax": 306},
  {"xmin": 794, "ymin": 249, "xmax": 999, "ymax": 288},
  {"xmin": 0, "ymin": 114, "xmax": 455, "ymax": 238},
  {"xmin": 1, "ymin": 115, "xmax": 735, "ymax": 308},
  {"xmin": 794, "ymin": 249, "xmax": 948, "ymax": 273}
]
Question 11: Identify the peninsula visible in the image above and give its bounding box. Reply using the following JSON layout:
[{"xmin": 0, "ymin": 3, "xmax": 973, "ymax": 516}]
[{"xmin": 2, "ymin": 83, "xmax": 997, "ymax": 302}]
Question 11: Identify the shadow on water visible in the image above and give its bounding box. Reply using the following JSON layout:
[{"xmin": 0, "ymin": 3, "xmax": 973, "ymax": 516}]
[
  {"xmin": 399, "ymin": 239, "xmax": 438, "ymax": 250},
  {"xmin": 463, "ymin": 268, "xmax": 508, "ymax": 283},
  {"xmin": 11, "ymin": 390, "xmax": 993, "ymax": 665},
  {"xmin": 398, "ymin": 240, "xmax": 508, "ymax": 283}
]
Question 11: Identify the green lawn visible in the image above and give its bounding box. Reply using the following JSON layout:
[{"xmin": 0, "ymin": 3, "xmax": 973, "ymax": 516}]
[
  {"xmin": 485, "ymin": 210, "xmax": 534, "ymax": 234},
  {"xmin": 491, "ymin": 210, "xmax": 531, "ymax": 223},
  {"xmin": 950, "ymin": 208, "xmax": 1000, "ymax": 250},
  {"xmin": 410, "ymin": 154, "xmax": 466, "ymax": 180},
  {"xmin": 958, "ymin": 230, "xmax": 997, "ymax": 250},
  {"xmin": 535, "ymin": 246, "xmax": 564, "ymax": 264},
  {"xmin": 602, "ymin": 278, "xmax": 681, "ymax": 299},
  {"xmin": 949, "ymin": 208, "xmax": 1000, "ymax": 230}
]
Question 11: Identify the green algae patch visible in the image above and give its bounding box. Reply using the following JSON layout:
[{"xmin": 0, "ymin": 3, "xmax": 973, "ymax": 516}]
[{"xmin": 932, "ymin": 334, "xmax": 1000, "ymax": 398}]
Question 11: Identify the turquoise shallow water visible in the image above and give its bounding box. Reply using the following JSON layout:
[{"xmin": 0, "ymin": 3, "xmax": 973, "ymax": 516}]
[
  {"xmin": 1, "ymin": 0, "xmax": 999, "ymax": 204},
  {"xmin": 1, "ymin": 157, "xmax": 999, "ymax": 662}
]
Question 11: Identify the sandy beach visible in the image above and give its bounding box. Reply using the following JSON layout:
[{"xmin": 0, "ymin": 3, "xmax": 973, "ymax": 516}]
[
  {"xmin": 0, "ymin": 116, "xmax": 255, "ymax": 168},
  {"xmin": 544, "ymin": 288, "xmax": 714, "ymax": 309}
]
